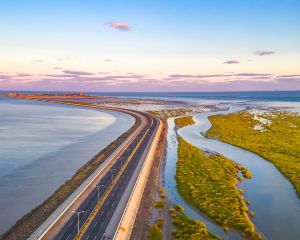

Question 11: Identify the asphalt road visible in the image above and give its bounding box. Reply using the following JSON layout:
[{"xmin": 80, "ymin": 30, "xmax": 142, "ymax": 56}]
[{"xmin": 54, "ymin": 113, "xmax": 158, "ymax": 240}]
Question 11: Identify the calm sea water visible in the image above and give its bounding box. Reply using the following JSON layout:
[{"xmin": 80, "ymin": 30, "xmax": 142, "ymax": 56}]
[
  {"xmin": 0, "ymin": 97, "xmax": 134, "ymax": 234},
  {"xmin": 91, "ymin": 91, "xmax": 300, "ymax": 113},
  {"xmin": 1, "ymin": 91, "xmax": 299, "ymax": 102},
  {"xmin": 91, "ymin": 91, "xmax": 300, "ymax": 102}
]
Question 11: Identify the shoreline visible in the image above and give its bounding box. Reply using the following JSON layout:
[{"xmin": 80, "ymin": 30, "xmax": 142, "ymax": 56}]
[{"xmin": 0, "ymin": 96, "xmax": 143, "ymax": 240}]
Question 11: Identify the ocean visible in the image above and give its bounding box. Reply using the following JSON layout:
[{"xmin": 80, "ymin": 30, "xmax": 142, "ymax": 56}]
[
  {"xmin": 1, "ymin": 91, "xmax": 299, "ymax": 102},
  {"xmin": 91, "ymin": 91, "xmax": 300, "ymax": 102},
  {"xmin": 0, "ymin": 97, "xmax": 134, "ymax": 234}
]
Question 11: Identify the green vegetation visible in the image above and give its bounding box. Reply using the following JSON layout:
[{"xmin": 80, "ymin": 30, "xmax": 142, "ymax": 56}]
[
  {"xmin": 147, "ymin": 224, "xmax": 163, "ymax": 240},
  {"xmin": 156, "ymin": 218, "xmax": 164, "ymax": 228},
  {"xmin": 170, "ymin": 206, "xmax": 218, "ymax": 240},
  {"xmin": 147, "ymin": 218, "xmax": 164, "ymax": 240},
  {"xmin": 237, "ymin": 164, "xmax": 253, "ymax": 179},
  {"xmin": 174, "ymin": 204, "xmax": 184, "ymax": 212},
  {"xmin": 148, "ymin": 187, "xmax": 165, "ymax": 240},
  {"xmin": 158, "ymin": 187, "xmax": 165, "ymax": 194},
  {"xmin": 176, "ymin": 137, "xmax": 261, "ymax": 238},
  {"xmin": 154, "ymin": 201, "xmax": 166, "ymax": 209},
  {"xmin": 158, "ymin": 187, "xmax": 167, "ymax": 199},
  {"xmin": 175, "ymin": 116, "xmax": 195, "ymax": 128},
  {"xmin": 207, "ymin": 111, "xmax": 300, "ymax": 198}
]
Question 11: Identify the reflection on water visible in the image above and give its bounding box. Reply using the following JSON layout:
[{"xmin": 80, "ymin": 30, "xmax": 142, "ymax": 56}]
[
  {"xmin": 0, "ymin": 97, "xmax": 134, "ymax": 234},
  {"xmin": 177, "ymin": 105, "xmax": 300, "ymax": 240}
]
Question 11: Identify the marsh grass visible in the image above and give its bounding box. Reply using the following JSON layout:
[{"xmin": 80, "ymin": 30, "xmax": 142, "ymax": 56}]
[
  {"xmin": 154, "ymin": 201, "xmax": 166, "ymax": 209},
  {"xmin": 147, "ymin": 185, "xmax": 166, "ymax": 240},
  {"xmin": 170, "ymin": 206, "xmax": 218, "ymax": 240},
  {"xmin": 147, "ymin": 223, "xmax": 163, "ymax": 240},
  {"xmin": 176, "ymin": 137, "xmax": 260, "ymax": 239},
  {"xmin": 237, "ymin": 164, "xmax": 253, "ymax": 179},
  {"xmin": 174, "ymin": 116, "xmax": 195, "ymax": 128},
  {"xmin": 207, "ymin": 111, "xmax": 300, "ymax": 198}
]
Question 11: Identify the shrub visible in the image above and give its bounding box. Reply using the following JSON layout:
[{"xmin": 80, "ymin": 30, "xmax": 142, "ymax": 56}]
[
  {"xmin": 156, "ymin": 218, "xmax": 164, "ymax": 228},
  {"xmin": 154, "ymin": 201, "xmax": 165, "ymax": 209},
  {"xmin": 170, "ymin": 209, "xmax": 218, "ymax": 240},
  {"xmin": 147, "ymin": 224, "xmax": 163, "ymax": 240},
  {"xmin": 174, "ymin": 204, "xmax": 184, "ymax": 212}
]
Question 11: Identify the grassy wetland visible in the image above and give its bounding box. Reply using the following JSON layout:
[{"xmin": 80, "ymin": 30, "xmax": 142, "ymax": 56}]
[
  {"xmin": 174, "ymin": 116, "xmax": 195, "ymax": 128},
  {"xmin": 174, "ymin": 116, "xmax": 261, "ymax": 239},
  {"xmin": 169, "ymin": 206, "xmax": 218, "ymax": 240},
  {"xmin": 207, "ymin": 111, "xmax": 300, "ymax": 198},
  {"xmin": 176, "ymin": 137, "xmax": 261, "ymax": 238}
]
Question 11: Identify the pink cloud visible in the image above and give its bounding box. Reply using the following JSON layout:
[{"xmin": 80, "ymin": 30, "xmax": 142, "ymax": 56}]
[
  {"xmin": 1, "ymin": 71, "xmax": 299, "ymax": 92},
  {"xmin": 63, "ymin": 70, "xmax": 95, "ymax": 76},
  {"xmin": 108, "ymin": 22, "xmax": 130, "ymax": 31},
  {"xmin": 223, "ymin": 60, "xmax": 240, "ymax": 64},
  {"xmin": 254, "ymin": 51, "xmax": 275, "ymax": 56},
  {"xmin": 277, "ymin": 74, "xmax": 300, "ymax": 78}
]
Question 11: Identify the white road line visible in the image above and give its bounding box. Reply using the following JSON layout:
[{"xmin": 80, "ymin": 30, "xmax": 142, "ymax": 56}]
[
  {"xmin": 29, "ymin": 109, "xmax": 146, "ymax": 240},
  {"xmin": 93, "ymin": 221, "xmax": 98, "ymax": 229},
  {"xmin": 65, "ymin": 233, "xmax": 70, "ymax": 240}
]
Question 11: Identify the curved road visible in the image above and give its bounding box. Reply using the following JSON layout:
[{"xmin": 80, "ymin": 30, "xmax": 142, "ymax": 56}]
[
  {"xmin": 54, "ymin": 113, "xmax": 158, "ymax": 240},
  {"xmin": 22, "ymin": 99, "xmax": 160, "ymax": 240}
]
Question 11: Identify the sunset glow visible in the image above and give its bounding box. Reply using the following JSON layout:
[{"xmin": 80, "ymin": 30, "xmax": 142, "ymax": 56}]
[{"xmin": 0, "ymin": 0, "xmax": 299, "ymax": 91}]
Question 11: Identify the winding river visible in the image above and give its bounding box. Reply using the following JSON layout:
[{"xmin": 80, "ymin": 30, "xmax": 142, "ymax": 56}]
[{"xmin": 164, "ymin": 105, "xmax": 300, "ymax": 240}]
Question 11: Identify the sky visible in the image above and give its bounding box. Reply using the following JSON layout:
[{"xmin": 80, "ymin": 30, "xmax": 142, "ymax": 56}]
[{"xmin": 0, "ymin": 0, "xmax": 299, "ymax": 92}]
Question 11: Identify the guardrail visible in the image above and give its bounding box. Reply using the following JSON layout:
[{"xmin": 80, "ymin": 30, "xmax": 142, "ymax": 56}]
[
  {"xmin": 29, "ymin": 104, "xmax": 147, "ymax": 240},
  {"xmin": 113, "ymin": 117, "xmax": 162, "ymax": 240}
]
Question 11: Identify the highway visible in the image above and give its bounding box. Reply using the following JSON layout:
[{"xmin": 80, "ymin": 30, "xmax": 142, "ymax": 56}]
[{"xmin": 53, "ymin": 111, "xmax": 158, "ymax": 240}]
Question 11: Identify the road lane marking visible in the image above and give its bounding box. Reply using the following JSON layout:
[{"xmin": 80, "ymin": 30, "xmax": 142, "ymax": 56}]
[{"xmin": 75, "ymin": 126, "xmax": 150, "ymax": 239}]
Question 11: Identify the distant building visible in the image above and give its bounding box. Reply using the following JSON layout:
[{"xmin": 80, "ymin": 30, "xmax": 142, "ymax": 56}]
[
  {"xmin": 7, "ymin": 93, "xmax": 19, "ymax": 97},
  {"xmin": 64, "ymin": 91, "xmax": 85, "ymax": 96}
]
